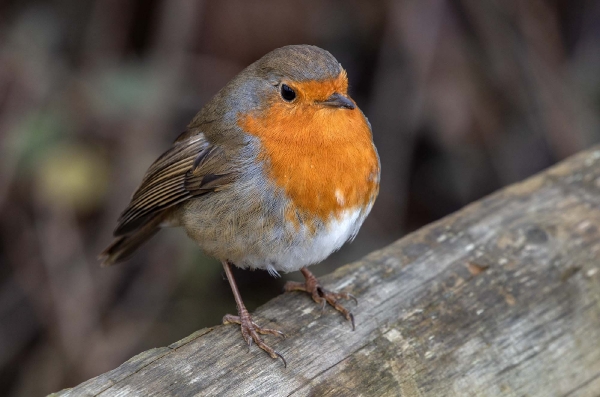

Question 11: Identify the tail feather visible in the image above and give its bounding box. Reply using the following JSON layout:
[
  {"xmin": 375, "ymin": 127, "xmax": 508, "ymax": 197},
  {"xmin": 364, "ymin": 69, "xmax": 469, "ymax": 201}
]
[{"xmin": 99, "ymin": 214, "xmax": 164, "ymax": 267}]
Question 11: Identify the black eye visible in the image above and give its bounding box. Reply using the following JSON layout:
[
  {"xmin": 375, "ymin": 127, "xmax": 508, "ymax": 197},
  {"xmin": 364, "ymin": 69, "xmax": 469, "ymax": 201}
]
[{"xmin": 280, "ymin": 84, "xmax": 296, "ymax": 101}]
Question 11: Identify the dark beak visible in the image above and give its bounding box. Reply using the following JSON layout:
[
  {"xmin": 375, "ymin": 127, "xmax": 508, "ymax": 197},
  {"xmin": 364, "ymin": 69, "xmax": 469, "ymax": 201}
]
[{"xmin": 321, "ymin": 92, "xmax": 355, "ymax": 110}]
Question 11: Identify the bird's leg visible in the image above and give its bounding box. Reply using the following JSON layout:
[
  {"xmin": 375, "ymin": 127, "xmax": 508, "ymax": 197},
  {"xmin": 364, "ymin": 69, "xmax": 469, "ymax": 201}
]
[
  {"xmin": 221, "ymin": 260, "xmax": 287, "ymax": 366},
  {"xmin": 284, "ymin": 267, "xmax": 357, "ymax": 330}
]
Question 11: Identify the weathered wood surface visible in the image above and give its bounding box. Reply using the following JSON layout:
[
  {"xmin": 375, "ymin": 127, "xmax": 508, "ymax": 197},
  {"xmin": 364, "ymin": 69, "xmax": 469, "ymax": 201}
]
[{"xmin": 54, "ymin": 146, "xmax": 600, "ymax": 397}]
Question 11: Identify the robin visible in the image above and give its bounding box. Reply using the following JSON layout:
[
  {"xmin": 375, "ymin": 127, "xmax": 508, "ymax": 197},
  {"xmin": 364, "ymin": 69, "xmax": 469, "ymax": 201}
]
[{"xmin": 100, "ymin": 45, "xmax": 380, "ymax": 366}]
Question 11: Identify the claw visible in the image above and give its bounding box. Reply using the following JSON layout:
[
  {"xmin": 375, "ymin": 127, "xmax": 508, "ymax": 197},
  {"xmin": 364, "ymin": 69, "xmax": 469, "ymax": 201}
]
[
  {"xmin": 275, "ymin": 351, "xmax": 287, "ymax": 368},
  {"xmin": 348, "ymin": 294, "xmax": 358, "ymax": 305}
]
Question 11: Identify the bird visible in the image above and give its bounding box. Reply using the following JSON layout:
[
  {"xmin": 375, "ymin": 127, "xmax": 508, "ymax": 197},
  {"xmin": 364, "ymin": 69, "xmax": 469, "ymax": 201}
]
[{"xmin": 100, "ymin": 45, "xmax": 380, "ymax": 366}]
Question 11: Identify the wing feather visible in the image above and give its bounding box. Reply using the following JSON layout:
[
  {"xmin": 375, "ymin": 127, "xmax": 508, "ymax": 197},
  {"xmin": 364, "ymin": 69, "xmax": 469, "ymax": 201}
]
[{"xmin": 114, "ymin": 133, "xmax": 236, "ymax": 236}]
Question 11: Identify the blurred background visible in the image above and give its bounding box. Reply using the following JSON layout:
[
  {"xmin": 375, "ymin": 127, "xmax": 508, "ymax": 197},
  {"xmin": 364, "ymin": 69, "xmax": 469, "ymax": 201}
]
[{"xmin": 1, "ymin": 0, "xmax": 599, "ymax": 395}]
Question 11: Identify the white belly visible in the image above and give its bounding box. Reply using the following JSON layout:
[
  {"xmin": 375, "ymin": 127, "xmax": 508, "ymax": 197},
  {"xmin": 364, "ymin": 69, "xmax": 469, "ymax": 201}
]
[{"xmin": 253, "ymin": 208, "xmax": 365, "ymax": 276}]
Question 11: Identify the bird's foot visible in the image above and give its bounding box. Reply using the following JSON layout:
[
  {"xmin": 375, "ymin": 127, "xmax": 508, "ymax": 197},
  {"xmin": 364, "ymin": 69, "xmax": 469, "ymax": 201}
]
[
  {"xmin": 284, "ymin": 268, "xmax": 357, "ymax": 330},
  {"xmin": 222, "ymin": 311, "xmax": 287, "ymax": 367}
]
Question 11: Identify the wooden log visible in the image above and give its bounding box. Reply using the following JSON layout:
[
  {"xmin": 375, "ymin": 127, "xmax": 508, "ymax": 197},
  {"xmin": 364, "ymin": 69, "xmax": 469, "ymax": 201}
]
[{"xmin": 53, "ymin": 146, "xmax": 600, "ymax": 396}]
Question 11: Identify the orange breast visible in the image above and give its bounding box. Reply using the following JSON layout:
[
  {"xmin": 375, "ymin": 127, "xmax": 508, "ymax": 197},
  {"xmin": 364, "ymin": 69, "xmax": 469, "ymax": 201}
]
[{"xmin": 238, "ymin": 90, "xmax": 379, "ymax": 229}]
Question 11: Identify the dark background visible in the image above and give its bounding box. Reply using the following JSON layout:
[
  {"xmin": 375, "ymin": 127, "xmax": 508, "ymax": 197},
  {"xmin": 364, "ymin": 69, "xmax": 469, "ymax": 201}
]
[{"xmin": 1, "ymin": 0, "xmax": 599, "ymax": 395}]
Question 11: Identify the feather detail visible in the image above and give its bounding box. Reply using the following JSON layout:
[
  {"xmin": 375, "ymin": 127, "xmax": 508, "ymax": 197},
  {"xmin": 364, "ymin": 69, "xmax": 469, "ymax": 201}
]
[{"xmin": 113, "ymin": 133, "xmax": 236, "ymax": 236}]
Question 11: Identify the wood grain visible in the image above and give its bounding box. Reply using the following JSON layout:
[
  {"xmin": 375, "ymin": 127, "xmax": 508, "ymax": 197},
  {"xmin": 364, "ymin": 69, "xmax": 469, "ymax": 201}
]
[{"xmin": 53, "ymin": 146, "xmax": 600, "ymax": 397}]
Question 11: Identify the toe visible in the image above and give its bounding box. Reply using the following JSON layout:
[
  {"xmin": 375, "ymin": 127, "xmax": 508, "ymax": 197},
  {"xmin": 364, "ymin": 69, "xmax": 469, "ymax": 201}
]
[
  {"xmin": 323, "ymin": 292, "xmax": 356, "ymax": 330},
  {"xmin": 252, "ymin": 322, "xmax": 286, "ymax": 339},
  {"xmin": 222, "ymin": 314, "xmax": 241, "ymax": 325},
  {"xmin": 284, "ymin": 281, "xmax": 307, "ymax": 293}
]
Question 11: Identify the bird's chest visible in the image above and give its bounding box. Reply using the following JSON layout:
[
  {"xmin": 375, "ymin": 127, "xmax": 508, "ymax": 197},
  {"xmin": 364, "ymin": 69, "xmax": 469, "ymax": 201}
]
[
  {"xmin": 239, "ymin": 101, "xmax": 380, "ymax": 237},
  {"xmin": 270, "ymin": 139, "xmax": 379, "ymax": 233}
]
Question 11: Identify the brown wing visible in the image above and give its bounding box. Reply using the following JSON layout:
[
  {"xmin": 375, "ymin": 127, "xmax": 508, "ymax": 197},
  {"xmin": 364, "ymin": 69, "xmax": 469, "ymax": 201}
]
[{"xmin": 114, "ymin": 132, "xmax": 236, "ymax": 236}]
